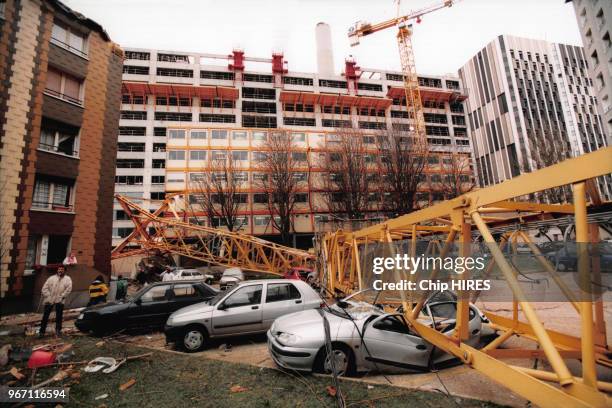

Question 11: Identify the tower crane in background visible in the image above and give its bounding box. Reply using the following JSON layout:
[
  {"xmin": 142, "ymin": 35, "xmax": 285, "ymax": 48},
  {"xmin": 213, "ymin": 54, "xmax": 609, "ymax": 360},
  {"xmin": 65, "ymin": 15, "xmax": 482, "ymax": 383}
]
[{"xmin": 348, "ymin": 0, "xmax": 456, "ymax": 141}]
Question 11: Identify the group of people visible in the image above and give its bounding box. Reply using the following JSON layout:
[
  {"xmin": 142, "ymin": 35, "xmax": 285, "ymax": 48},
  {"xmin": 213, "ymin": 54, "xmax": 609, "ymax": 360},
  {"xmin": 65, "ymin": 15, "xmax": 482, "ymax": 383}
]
[{"xmin": 38, "ymin": 259, "xmax": 128, "ymax": 337}]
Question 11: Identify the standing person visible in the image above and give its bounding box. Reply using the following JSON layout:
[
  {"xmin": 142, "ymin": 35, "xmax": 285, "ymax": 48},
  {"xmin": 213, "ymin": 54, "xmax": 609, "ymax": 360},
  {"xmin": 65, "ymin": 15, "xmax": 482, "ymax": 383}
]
[
  {"xmin": 39, "ymin": 266, "xmax": 72, "ymax": 338},
  {"xmin": 87, "ymin": 275, "xmax": 109, "ymax": 306},
  {"xmin": 115, "ymin": 275, "xmax": 128, "ymax": 301},
  {"xmin": 63, "ymin": 252, "xmax": 77, "ymax": 266}
]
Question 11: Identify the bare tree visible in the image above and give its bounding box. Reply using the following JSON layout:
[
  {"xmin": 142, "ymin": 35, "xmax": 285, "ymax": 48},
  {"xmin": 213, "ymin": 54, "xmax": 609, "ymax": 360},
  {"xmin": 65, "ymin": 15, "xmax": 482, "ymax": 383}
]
[
  {"xmin": 254, "ymin": 131, "xmax": 301, "ymax": 246},
  {"xmin": 376, "ymin": 127, "xmax": 428, "ymax": 217},
  {"xmin": 320, "ymin": 128, "xmax": 372, "ymax": 219},
  {"xmin": 437, "ymin": 151, "xmax": 476, "ymax": 199},
  {"xmin": 190, "ymin": 156, "xmax": 246, "ymax": 232}
]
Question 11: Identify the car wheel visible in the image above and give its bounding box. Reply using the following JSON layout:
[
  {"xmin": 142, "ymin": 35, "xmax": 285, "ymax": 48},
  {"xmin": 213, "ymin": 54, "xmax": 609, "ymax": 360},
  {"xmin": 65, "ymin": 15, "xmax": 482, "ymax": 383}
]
[
  {"xmin": 557, "ymin": 262, "xmax": 567, "ymax": 272},
  {"xmin": 314, "ymin": 344, "xmax": 355, "ymax": 377},
  {"xmin": 182, "ymin": 326, "xmax": 207, "ymax": 352}
]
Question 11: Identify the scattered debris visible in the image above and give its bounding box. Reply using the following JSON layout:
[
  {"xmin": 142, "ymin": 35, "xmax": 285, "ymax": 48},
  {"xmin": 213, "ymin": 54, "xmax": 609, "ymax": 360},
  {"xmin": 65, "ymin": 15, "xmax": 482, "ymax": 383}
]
[
  {"xmin": 0, "ymin": 325, "xmax": 26, "ymax": 336},
  {"xmin": 230, "ymin": 385, "xmax": 248, "ymax": 393},
  {"xmin": 95, "ymin": 393, "xmax": 109, "ymax": 400},
  {"xmin": 0, "ymin": 344, "xmax": 10, "ymax": 366},
  {"xmin": 33, "ymin": 369, "xmax": 72, "ymax": 389},
  {"xmin": 96, "ymin": 341, "xmax": 105, "ymax": 347},
  {"xmin": 85, "ymin": 357, "xmax": 117, "ymax": 373},
  {"xmin": 119, "ymin": 378, "xmax": 136, "ymax": 391},
  {"xmin": 28, "ymin": 350, "xmax": 56, "ymax": 368},
  {"xmin": 9, "ymin": 366, "xmax": 25, "ymax": 381},
  {"xmin": 326, "ymin": 385, "xmax": 337, "ymax": 397},
  {"xmin": 367, "ymin": 385, "xmax": 374, "ymax": 390}
]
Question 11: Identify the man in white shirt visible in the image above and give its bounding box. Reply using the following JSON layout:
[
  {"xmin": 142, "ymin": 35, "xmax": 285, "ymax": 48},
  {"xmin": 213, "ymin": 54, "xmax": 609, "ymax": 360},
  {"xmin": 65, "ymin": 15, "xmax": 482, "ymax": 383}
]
[{"xmin": 39, "ymin": 266, "xmax": 72, "ymax": 337}]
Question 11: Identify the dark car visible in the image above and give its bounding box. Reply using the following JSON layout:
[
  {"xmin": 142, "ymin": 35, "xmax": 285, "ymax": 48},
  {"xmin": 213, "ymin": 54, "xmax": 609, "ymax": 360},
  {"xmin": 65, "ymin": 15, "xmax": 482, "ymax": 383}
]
[{"xmin": 75, "ymin": 280, "xmax": 218, "ymax": 336}]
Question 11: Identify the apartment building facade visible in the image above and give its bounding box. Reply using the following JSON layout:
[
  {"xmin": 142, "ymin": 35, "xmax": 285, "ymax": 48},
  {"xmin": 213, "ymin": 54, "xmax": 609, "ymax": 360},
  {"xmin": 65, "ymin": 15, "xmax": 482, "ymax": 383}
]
[
  {"xmin": 113, "ymin": 48, "xmax": 472, "ymax": 245},
  {"xmin": 459, "ymin": 34, "xmax": 611, "ymax": 198},
  {"xmin": 0, "ymin": 0, "xmax": 123, "ymax": 302},
  {"xmin": 568, "ymin": 0, "xmax": 612, "ymax": 138}
]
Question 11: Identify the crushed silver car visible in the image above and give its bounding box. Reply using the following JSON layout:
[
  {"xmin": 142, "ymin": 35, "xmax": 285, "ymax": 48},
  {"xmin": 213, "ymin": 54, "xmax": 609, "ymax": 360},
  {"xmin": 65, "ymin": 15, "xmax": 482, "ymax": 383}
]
[
  {"xmin": 267, "ymin": 290, "xmax": 485, "ymax": 376},
  {"xmin": 165, "ymin": 279, "xmax": 322, "ymax": 352}
]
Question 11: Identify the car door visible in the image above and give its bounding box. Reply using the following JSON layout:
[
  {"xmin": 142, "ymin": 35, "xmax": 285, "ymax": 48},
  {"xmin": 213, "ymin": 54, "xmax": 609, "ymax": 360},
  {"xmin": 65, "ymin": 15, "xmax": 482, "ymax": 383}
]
[
  {"xmin": 125, "ymin": 284, "xmax": 173, "ymax": 329},
  {"xmin": 169, "ymin": 283, "xmax": 207, "ymax": 312},
  {"xmin": 210, "ymin": 284, "xmax": 263, "ymax": 336},
  {"xmin": 362, "ymin": 314, "xmax": 432, "ymax": 372},
  {"xmin": 262, "ymin": 282, "xmax": 304, "ymax": 329}
]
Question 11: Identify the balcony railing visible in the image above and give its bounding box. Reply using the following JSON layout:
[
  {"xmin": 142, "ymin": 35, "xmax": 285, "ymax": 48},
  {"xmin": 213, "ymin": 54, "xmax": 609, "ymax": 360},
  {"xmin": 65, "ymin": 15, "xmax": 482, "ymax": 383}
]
[
  {"xmin": 44, "ymin": 88, "xmax": 83, "ymax": 106},
  {"xmin": 50, "ymin": 36, "xmax": 88, "ymax": 58},
  {"xmin": 31, "ymin": 201, "xmax": 74, "ymax": 212},
  {"xmin": 38, "ymin": 142, "xmax": 78, "ymax": 157}
]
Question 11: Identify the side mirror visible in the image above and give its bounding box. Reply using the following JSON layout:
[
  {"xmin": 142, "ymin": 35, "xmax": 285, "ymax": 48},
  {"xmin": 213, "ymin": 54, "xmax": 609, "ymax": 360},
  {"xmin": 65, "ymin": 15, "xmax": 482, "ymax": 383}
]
[
  {"xmin": 134, "ymin": 298, "xmax": 142, "ymax": 306},
  {"xmin": 217, "ymin": 303, "xmax": 227, "ymax": 311}
]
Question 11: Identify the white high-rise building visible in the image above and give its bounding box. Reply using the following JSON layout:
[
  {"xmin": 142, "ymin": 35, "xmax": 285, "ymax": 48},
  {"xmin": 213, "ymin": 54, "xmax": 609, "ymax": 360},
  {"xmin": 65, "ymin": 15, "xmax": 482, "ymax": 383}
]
[
  {"xmin": 459, "ymin": 35, "xmax": 610, "ymax": 198},
  {"xmin": 566, "ymin": 0, "xmax": 612, "ymax": 139}
]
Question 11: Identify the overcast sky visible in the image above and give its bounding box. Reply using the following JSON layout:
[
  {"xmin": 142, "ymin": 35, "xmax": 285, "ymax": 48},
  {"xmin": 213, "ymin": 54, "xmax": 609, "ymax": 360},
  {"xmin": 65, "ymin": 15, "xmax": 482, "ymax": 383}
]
[{"xmin": 62, "ymin": 0, "xmax": 583, "ymax": 76}]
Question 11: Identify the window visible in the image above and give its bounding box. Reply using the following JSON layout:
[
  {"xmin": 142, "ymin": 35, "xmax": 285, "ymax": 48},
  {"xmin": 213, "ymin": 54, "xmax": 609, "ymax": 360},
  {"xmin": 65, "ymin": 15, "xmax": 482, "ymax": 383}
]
[
  {"xmin": 167, "ymin": 172, "xmax": 185, "ymax": 183},
  {"xmin": 45, "ymin": 67, "xmax": 83, "ymax": 105},
  {"xmin": 157, "ymin": 53, "xmax": 190, "ymax": 63},
  {"xmin": 211, "ymin": 150, "xmax": 227, "ymax": 160},
  {"xmin": 119, "ymin": 126, "xmax": 146, "ymax": 136},
  {"xmin": 200, "ymin": 70, "xmax": 234, "ymax": 80},
  {"xmin": 242, "ymin": 101, "xmax": 276, "ymax": 113},
  {"xmin": 252, "ymin": 151, "xmax": 268, "ymax": 161},
  {"xmin": 253, "ymin": 193, "xmax": 268, "ymax": 203},
  {"xmin": 451, "ymin": 116, "xmax": 466, "ymax": 126},
  {"xmin": 363, "ymin": 136, "xmax": 375, "ymax": 144},
  {"xmin": 242, "ymin": 115, "xmax": 277, "ymax": 128},
  {"xmin": 32, "ymin": 178, "xmax": 73, "ymax": 211},
  {"xmin": 373, "ymin": 315, "xmax": 411, "ymax": 335},
  {"xmin": 154, "ymin": 127, "xmax": 167, "ymax": 136},
  {"xmin": 232, "ymin": 151, "xmax": 248, "ymax": 161},
  {"xmin": 123, "ymin": 65, "xmax": 149, "ymax": 75},
  {"xmin": 189, "ymin": 173, "xmax": 205, "ymax": 182},
  {"xmin": 232, "ymin": 131, "xmax": 247, "ymax": 140},
  {"xmin": 426, "ymin": 126, "xmax": 450, "ymax": 136},
  {"xmin": 418, "ymin": 77, "xmax": 442, "ymax": 88},
  {"xmin": 151, "ymin": 175, "xmax": 165, "ymax": 184},
  {"xmin": 152, "ymin": 159, "xmax": 165, "ymax": 168},
  {"xmin": 294, "ymin": 193, "xmax": 308, "ymax": 203},
  {"xmin": 122, "ymin": 94, "xmax": 145, "ymax": 104},
  {"xmin": 242, "ymin": 87, "xmax": 276, "ymax": 100},
  {"xmin": 156, "ymin": 67, "xmax": 193, "ymax": 78},
  {"xmin": 284, "ymin": 117, "xmax": 316, "ymax": 127},
  {"xmin": 155, "ymin": 112, "xmax": 192, "ymax": 122},
  {"xmin": 223, "ymin": 284, "xmax": 262, "ymax": 308},
  {"xmin": 252, "ymin": 131, "xmax": 267, "ymax": 141},
  {"xmin": 168, "ymin": 150, "xmax": 185, "ymax": 160},
  {"xmin": 319, "ymin": 79, "xmax": 347, "ymax": 88},
  {"xmin": 266, "ymin": 283, "xmax": 301, "ymax": 302},
  {"xmin": 201, "ymin": 98, "xmax": 235, "ymax": 108},
  {"xmin": 51, "ymin": 21, "xmax": 87, "ymax": 57},
  {"xmin": 211, "ymin": 130, "xmax": 228, "ymax": 140},
  {"xmin": 254, "ymin": 215, "xmax": 270, "ymax": 226},
  {"xmin": 115, "ymin": 175, "xmax": 143, "ymax": 185},
  {"xmin": 190, "ymin": 150, "xmax": 207, "ymax": 161},
  {"xmin": 357, "ymin": 82, "xmax": 383, "ymax": 92},
  {"xmin": 0, "ymin": 1, "xmax": 7, "ymax": 18},
  {"xmin": 39, "ymin": 120, "xmax": 79, "ymax": 157},
  {"xmin": 116, "ymin": 159, "xmax": 144, "ymax": 168},
  {"xmin": 359, "ymin": 121, "xmax": 386, "ymax": 130},
  {"xmin": 172, "ymin": 284, "xmax": 198, "ymax": 298},
  {"xmin": 140, "ymin": 285, "xmax": 170, "ymax": 303},
  {"xmin": 121, "ymin": 111, "xmax": 147, "ymax": 120},
  {"xmin": 234, "ymin": 172, "xmax": 248, "ymax": 182},
  {"xmin": 292, "ymin": 152, "xmax": 307, "ymax": 162},
  {"xmin": 150, "ymin": 192, "xmax": 165, "ymax": 200},
  {"xmin": 124, "ymin": 51, "xmax": 150, "ymax": 60},
  {"xmin": 322, "ymin": 119, "xmax": 351, "ymax": 128},
  {"xmin": 168, "ymin": 129, "xmax": 186, "ymax": 139},
  {"xmin": 386, "ymin": 73, "xmax": 404, "ymax": 81},
  {"xmin": 243, "ymin": 73, "xmax": 273, "ymax": 83},
  {"xmin": 283, "ymin": 103, "xmax": 314, "ymax": 113},
  {"xmin": 156, "ymin": 96, "xmax": 191, "ymax": 106},
  {"xmin": 117, "ymin": 142, "xmax": 145, "ymax": 152},
  {"xmin": 283, "ymin": 76, "xmax": 313, "ymax": 86},
  {"xmin": 446, "ymin": 80, "xmax": 460, "ymax": 90},
  {"xmin": 424, "ymin": 113, "xmax": 448, "ymax": 124},
  {"xmin": 200, "ymin": 114, "xmax": 235, "ymax": 123},
  {"xmin": 190, "ymin": 130, "xmax": 207, "ymax": 139}
]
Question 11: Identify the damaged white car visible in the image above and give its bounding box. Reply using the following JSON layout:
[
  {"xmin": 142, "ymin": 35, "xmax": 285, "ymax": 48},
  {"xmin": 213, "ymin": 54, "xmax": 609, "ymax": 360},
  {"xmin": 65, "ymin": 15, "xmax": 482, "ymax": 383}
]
[{"xmin": 268, "ymin": 290, "xmax": 486, "ymax": 376}]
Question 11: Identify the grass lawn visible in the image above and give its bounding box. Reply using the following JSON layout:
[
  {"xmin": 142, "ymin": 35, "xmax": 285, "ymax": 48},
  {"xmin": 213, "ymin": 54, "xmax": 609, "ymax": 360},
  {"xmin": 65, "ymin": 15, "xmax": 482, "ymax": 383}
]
[{"xmin": 0, "ymin": 334, "xmax": 504, "ymax": 407}]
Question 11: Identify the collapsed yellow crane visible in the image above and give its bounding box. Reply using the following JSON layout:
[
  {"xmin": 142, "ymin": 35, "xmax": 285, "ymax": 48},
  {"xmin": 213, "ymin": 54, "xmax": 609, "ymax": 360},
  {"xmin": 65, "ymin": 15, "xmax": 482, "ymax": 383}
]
[{"xmin": 348, "ymin": 0, "xmax": 456, "ymax": 141}]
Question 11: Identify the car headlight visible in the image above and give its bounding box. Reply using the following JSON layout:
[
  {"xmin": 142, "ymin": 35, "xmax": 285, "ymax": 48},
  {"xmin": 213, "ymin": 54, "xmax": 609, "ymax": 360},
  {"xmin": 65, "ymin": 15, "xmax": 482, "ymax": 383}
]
[{"xmin": 276, "ymin": 332, "xmax": 301, "ymax": 346}]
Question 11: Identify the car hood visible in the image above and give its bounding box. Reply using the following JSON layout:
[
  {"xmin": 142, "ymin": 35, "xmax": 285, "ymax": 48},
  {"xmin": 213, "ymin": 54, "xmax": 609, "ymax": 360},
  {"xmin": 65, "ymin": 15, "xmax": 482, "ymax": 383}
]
[
  {"xmin": 170, "ymin": 301, "xmax": 213, "ymax": 319},
  {"xmin": 84, "ymin": 300, "xmax": 129, "ymax": 315},
  {"xmin": 272, "ymin": 308, "xmax": 348, "ymax": 340}
]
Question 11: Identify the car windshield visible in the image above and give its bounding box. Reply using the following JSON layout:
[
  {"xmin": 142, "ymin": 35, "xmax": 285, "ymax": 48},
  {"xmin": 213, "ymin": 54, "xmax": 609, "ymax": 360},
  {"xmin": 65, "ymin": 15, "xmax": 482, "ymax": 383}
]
[{"xmin": 207, "ymin": 290, "xmax": 227, "ymax": 305}]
